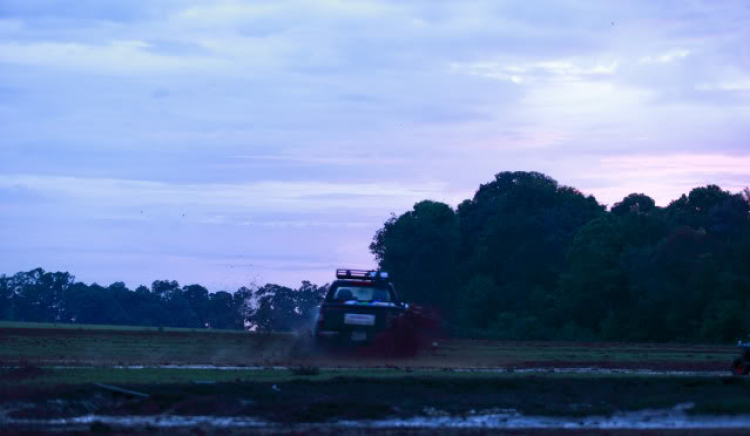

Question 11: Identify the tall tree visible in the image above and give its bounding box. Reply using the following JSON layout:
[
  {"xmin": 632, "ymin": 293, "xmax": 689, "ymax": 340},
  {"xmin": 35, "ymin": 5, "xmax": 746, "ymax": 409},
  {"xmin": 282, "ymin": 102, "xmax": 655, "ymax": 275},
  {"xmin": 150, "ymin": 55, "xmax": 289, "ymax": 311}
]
[
  {"xmin": 371, "ymin": 200, "xmax": 460, "ymax": 312},
  {"xmin": 611, "ymin": 193, "xmax": 656, "ymax": 216},
  {"xmin": 247, "ymin": 282, "xmax": 325, "ymax": 332},
  {"xmin": 456, "ymin": 172, "xmax": 604, "ymax": 327},
  {"xmin": 0, "ymin": 274, "xmax": 11, "ymax": 320},
  {"xmin": 207, "ymin": 291, "xmax": 241, "ymax": 329},
  {"xmin": 62, "ymin": 283, "xmax": 124, "ymax": 325},
  {"xmin": 183, "ymin": 284, "xmax": 210, "ymax": 327},
  {"xmin": 12, "ymin": 268, "xmax": 73, "ymax": 322},
  {"xmin": 667, "ymin": 185, "xmax": 749, "ymax": 234}
]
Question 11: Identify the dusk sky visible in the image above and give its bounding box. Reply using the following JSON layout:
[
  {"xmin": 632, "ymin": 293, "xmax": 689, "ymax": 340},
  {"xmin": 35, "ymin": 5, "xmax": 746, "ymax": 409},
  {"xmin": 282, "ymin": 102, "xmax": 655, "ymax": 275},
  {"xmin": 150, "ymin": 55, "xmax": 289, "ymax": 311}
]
[{"xmin": 1, "ymin": 1, "xmax": 749, "ymax": 290}]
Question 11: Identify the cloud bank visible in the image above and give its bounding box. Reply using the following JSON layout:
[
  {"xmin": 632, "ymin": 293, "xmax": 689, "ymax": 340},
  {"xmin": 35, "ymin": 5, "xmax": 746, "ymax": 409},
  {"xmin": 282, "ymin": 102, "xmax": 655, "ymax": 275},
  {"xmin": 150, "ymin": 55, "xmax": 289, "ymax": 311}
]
[{"xmin": 1, "ymin": 0, "xmax": 748, "ymax": 288}]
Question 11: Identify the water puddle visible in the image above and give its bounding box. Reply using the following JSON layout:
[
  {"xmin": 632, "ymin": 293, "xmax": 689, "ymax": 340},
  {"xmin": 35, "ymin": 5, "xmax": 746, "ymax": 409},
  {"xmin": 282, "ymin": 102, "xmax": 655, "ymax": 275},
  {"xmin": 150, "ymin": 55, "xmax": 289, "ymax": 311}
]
[
  {"xmin": 5, "ymin": 404, "xmax": 750, "ymax": 430},
  {"xmin": 340, "ymin": 405, "xmax": 750, "ymax": 430},
  {"xmin": 3, "ymin": 414, "xmax": 268, "ymax": 429}
]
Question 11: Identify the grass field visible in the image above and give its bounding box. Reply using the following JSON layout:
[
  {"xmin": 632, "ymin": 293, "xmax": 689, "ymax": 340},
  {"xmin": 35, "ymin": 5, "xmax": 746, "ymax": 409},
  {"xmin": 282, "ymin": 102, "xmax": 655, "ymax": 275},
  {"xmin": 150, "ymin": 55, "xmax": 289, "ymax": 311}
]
[
  {"xmin": 2, "ymin": 321, "xmax": 749, "ymax": 434},
  {"xmin": 0, "ymin": 321, "xmax": 738, "ymax": 370},
  {"xmin": 0, "ymin": 320, "xmax": 251, "ymax": 333}
]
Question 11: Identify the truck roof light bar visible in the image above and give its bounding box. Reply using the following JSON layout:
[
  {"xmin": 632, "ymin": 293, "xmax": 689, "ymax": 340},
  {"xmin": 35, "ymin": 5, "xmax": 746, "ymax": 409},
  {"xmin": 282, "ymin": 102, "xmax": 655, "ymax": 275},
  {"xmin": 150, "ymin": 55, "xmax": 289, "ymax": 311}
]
[{"xmin": 336, "ymin": 269, "xmax": 389, "ymax": 281}]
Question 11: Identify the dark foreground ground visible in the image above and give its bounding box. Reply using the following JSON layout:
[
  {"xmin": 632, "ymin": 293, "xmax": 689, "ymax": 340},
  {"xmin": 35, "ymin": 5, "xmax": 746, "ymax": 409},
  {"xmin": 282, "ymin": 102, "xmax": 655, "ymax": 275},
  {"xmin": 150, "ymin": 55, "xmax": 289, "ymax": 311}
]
[
  {"xmin": 4, "ymin": 371, "xmax": 750, "ymax": 434},
  {"xmin": 2, "ymin": 322, "xmax": 750, "ymax": 434}
]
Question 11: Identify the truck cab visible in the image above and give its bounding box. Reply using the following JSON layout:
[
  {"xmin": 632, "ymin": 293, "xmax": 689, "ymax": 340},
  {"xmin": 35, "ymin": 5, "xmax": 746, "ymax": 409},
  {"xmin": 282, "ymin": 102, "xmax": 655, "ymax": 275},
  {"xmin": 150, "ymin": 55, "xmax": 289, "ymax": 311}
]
[{"xmin": 314, "ymin": 269, "xmax": 407, "ymax": 346}]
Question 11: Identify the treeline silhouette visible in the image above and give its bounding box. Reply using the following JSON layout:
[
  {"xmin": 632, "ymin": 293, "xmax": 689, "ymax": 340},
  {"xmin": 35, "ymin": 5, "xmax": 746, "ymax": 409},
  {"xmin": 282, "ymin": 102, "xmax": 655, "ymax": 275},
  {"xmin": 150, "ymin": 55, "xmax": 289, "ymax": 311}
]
[
  {"xmin": 371, "ymin": 171, "xmax": 750, "ymax": 342},
  {"xmin": 0, "ymin": 271, "xmax": 324, "ymax": 332},
  {"xmin": 2, "ymin": 171, "xmax": 749, "ymax": 342}
]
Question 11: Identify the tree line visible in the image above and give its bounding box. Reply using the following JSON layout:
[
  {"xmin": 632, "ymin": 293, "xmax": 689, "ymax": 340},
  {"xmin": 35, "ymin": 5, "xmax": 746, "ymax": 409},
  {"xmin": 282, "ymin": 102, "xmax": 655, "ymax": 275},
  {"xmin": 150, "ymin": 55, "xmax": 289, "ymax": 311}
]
[
  {"xmin": 0, "ymin": 270, "xmax": 324, "ymax": 332},
  {"xmin": 2, "ymin": 171, "xmax": 749, "ymax": 342},
  {"xmin": 371, "ymin": 171, "xmax": 750, "ymax": 342}
]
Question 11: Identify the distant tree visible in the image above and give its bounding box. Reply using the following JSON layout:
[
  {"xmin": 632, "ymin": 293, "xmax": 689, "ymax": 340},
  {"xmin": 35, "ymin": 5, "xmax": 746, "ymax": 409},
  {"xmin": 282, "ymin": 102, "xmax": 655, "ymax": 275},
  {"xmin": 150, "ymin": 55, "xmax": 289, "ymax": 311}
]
[
  {"xmin": 151, "ymin": 280, "xmax": 180, "ymax": 299},
  {"xmin": 456, "ymin": 172, "xmax": 604, "ymax": 329},
  {"xmin": 557, "ymin": 216, "xmax": 627, "ymax": 334},
  {"xmin": 631, "ymin": 227, "xmax": 717, "ymax": 341},
  {"xmin": 456, "ymin": 274, "xmax": 501, "ymax": 329},
  {"xmin": 250, "ymin": 284, "xmax": 299, "ymax": 332},
  {"xmin": 667, "ymin": 185, "xmax": 749, "ymax": 234},
  {"xmin": 0, "ymin": 274, "xmax": 11, "ymax": 320},
  {"xmin": 11, "ymin": 268, "xmax": 73, "ymax": 322},
  {"xmin": 247, "ymin": 282, "xmax": 325, "ymax": 332},
  {"xmin": 62, "ymin": 282, "xmax": 123, "ymax": 325},
  {"xmin": 611, "ymin": 193, "xmax": 656, "ymax": 216},
  {"xmin": 558, "ymin": 199, "xmax": 670, "ymax": 339},
  {"xmin": 207, "ymin": 291, "xmax": 241, "ymax": 329},
  {"xmin": 296, "ymin": 281, "xmax": 327, "ymax": 331},
  {"xmin": 107, "ymin": 282, "xmax": 135, "ymax": 325},
  {"xmin": 149, "ymin": 280, "xmax": 200, "ymax": 327},
  {"xmin": 182, "ymin": 284, "xmax": 210, "ymax": 327},
  {"xmin": 233, "ymin": 286, "xmax": 254, "ymax": 329},
  {"xmin": 370, "ymin": 200, "xmax": 460, "ymax": 312},
  {"xmin": 130, "ymin": 285, "xmax": 163, "ymax": 327}
]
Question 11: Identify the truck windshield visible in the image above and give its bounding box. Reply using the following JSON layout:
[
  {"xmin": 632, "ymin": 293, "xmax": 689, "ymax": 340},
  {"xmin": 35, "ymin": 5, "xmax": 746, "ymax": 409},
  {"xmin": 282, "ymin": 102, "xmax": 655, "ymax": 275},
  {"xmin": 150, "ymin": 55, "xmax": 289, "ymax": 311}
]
[{"xmin": 332, "ymin": 286, "xmax": 392, "ymax": 302}]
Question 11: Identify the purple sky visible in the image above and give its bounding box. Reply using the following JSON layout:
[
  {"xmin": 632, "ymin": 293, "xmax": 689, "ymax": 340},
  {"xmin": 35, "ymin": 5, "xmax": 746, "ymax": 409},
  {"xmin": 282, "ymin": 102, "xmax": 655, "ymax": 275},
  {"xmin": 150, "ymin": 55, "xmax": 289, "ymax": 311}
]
[{"xmin": 1, "ymin": 1, "xmax": 749, "ymax": 290}]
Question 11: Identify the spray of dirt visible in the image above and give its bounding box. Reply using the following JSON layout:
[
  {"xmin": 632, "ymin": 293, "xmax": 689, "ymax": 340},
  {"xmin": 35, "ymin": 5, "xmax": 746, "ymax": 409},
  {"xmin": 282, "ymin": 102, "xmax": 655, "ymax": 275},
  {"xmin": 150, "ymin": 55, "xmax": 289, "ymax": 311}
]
[{"xmin": 358, "ymin": 305, "xmax": 442, "ymax": 358}]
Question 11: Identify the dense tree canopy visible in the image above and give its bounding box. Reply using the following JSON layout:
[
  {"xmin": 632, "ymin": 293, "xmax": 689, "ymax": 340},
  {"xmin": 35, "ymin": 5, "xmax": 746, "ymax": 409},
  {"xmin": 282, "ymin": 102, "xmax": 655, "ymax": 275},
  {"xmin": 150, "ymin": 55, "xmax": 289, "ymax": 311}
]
[
  {"xmin": 372, "ymin": 171, "xmax": 750, "ymax": 342},
  {"xmin": 370, "ymin": 200, "xmax": 460, "ymax": 311}
]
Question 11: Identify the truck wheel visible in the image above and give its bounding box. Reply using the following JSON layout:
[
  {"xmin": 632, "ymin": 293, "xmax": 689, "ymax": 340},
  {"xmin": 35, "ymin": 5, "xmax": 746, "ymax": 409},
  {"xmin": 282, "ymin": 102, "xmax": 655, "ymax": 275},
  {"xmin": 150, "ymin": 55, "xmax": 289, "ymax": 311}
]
[{"xmin": 732, "ymin": 358, "xmax": 747, "ymax": 376}]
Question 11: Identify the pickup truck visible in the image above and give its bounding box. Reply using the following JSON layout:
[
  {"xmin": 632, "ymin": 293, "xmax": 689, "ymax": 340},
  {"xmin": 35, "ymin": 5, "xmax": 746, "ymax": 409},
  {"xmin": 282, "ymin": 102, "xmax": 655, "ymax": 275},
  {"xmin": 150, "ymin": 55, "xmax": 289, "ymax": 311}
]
[{"xmin": 314, "ymin": 269, "xmax": 407, "ymax": 347}]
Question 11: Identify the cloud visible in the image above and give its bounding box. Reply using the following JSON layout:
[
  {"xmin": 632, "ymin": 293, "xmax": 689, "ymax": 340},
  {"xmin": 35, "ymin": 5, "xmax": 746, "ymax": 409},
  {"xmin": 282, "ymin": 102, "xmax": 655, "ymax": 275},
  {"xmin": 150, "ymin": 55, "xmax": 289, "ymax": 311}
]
[
  {"xmin": 577, "ymin": 153, "xmax": 750, "ymax": 206},
  {"xmin": 227, "ymin": 154, "xmax": 406, "ymax": 166},
  {"xmin": 2, "ymin": 0, "xmax": 749, "ymax": 287},
  {"xmin": 600, "ymin": 154, "xmax": 750, "ymax": 178},
  {"xmin": 0, "ymin": 1, "xmax": 160, "ymax": 23},
  {"xmin": 639, "ymin": 49, "xmax": 690, "ymax": 64},
  {"xmin": 451, "ymin": 58, "xmax": 619, "ymax": 84},
  {"xmin": 0, "ymin": 40, "xmax": 225, "ymax": 74},
  {"xmin": 0, "ymin": 174, "xmax": 457, "ymax": 216}
]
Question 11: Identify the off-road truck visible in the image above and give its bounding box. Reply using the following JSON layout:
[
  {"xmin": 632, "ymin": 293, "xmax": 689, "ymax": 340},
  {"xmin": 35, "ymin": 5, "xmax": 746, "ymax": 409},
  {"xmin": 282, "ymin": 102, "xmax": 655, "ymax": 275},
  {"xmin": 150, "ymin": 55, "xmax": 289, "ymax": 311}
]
[{"xmin": 314, "ymin": 269, "xmax": 407, "ymax": 347}]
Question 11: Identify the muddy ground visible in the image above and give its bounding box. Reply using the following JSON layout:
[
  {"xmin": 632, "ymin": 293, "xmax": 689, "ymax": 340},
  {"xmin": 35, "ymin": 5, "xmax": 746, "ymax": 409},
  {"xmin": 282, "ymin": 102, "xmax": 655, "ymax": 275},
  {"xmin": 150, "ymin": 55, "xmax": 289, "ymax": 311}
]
[
  {"xmin": 5, "ymin": 369, "xmax": 750, "ymax": 434},
  {"xmin": 3, "ymin": 324, "xmax": 750, "ymax": 433},
  {"xmin": 5, "ymin": 373, "xmax": 750, "ymax": 419}
]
